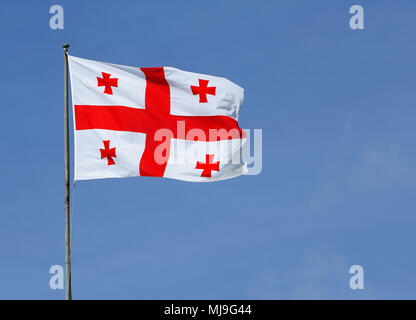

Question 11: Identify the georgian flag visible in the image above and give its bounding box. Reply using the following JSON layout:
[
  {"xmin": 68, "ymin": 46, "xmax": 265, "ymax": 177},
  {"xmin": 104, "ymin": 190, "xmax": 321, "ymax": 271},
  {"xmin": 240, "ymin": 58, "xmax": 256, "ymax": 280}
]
[{"xmin": 68, "ymin": 55, "xmax": 247, "ymax": 182}]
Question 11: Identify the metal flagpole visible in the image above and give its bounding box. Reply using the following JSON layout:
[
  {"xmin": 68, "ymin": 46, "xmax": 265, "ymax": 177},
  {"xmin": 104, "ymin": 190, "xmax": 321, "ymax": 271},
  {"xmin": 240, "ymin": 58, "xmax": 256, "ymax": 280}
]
[{"xmin": 63, "ymin": 43, "xmax": 72, "ymax": 300}]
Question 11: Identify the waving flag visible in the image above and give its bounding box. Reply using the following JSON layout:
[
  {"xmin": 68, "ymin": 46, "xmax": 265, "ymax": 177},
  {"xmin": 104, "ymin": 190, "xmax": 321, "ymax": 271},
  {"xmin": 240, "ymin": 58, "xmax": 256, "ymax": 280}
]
[{"xmin": 68, "ymin": 56, "xmax": 247, "ymax": 182}]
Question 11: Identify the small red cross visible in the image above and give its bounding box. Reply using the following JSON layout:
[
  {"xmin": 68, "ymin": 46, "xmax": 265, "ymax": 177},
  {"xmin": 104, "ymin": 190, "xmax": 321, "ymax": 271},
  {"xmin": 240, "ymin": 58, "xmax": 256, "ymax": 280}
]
[
  {"xmin": 195, "ymin": 154, "xmax": 220, "ymax": 177},
  {"xmin": 100, "ymin": 140, "xmax": 116, "ymax": 165},
  {"xmin": 97, "ymin": 72, "xmax": 118, "ymax": 95},
  {"xmin": 191, "ymin": 79, "xmax": 216, "ymax": 103}
]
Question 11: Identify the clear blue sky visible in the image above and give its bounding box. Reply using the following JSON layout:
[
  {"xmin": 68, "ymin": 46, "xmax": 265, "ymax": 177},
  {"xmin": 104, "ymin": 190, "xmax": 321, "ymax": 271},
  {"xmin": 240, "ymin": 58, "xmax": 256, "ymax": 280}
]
[{"xmin": 0, "ymin": 0, "xmax": 415, "ymax": 299}]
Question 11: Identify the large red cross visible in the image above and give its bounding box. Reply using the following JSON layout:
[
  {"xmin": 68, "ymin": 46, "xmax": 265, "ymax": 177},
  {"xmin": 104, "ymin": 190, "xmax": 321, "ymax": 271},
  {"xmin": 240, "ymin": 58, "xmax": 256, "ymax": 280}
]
[{"xmin": 75, "ymin": 68, "xmax": 244, "ymax": 177}]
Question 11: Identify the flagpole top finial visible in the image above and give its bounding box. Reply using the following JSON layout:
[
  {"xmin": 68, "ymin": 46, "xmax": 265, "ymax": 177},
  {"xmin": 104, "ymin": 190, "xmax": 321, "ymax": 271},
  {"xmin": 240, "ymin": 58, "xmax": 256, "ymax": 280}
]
[{"xmin": 62, "ymin": 43, "xmax": 70, "ymax": 49}]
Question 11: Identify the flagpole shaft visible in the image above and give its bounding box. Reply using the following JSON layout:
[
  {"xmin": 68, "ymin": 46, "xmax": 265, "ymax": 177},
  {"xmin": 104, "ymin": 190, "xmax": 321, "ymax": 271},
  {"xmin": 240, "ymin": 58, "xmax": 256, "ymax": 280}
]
[{"xmin": 63, "ymin": 43, "xmax": 72, "ymax": 300}]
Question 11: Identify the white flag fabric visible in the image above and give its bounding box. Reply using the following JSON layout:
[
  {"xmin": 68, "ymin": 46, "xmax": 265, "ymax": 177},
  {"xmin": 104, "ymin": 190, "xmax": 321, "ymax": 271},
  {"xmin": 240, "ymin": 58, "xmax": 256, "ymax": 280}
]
[{"xmin": 68, "ymin": 55, "xmax": 247, "ymax": 182}]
